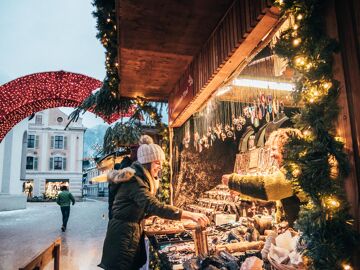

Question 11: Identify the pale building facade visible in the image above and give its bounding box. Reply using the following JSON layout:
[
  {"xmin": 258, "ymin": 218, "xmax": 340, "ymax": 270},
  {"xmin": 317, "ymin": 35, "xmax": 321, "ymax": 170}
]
[
  {"xmin": 25, "ymin": 108, "xmax": 85, "ymax": 197},
  {"xmin": 0, "ymin": 118, "xmax": 28, "ymax": 211}
]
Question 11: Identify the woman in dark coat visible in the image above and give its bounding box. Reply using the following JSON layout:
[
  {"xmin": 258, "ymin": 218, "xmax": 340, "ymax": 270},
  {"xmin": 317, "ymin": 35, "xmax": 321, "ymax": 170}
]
[{"xmin": 99, "ymin": 135, "xmax": 209, "ymax": 270}]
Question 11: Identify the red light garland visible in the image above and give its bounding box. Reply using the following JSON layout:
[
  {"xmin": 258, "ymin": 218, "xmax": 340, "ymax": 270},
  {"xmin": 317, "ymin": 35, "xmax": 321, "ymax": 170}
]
[{"xmin": 0, "ymin": 71, "xmax": 135, "ymax": 142}]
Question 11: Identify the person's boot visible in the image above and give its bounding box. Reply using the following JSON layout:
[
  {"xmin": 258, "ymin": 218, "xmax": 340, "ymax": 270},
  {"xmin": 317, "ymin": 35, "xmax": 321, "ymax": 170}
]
[{"xmin": 61, "ymin": 225, "xmax": 65, "ymax": 232}]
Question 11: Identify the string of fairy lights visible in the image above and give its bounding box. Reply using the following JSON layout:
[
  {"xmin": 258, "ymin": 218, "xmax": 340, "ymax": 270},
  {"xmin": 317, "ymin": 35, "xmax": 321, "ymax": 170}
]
[
  {"xmin": 0, "ymin": 71, "xmax": 102, "ymax": 142},
  {"xmin": 274, "ymin": 0, "xmax": 359, "ymax": 269}
]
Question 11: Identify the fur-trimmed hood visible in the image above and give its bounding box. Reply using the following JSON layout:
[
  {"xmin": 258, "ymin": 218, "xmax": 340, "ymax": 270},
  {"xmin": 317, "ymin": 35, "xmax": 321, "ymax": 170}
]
[{"xmin": 107, "ymin": 167, "xmax": 136, "ymax": 183}]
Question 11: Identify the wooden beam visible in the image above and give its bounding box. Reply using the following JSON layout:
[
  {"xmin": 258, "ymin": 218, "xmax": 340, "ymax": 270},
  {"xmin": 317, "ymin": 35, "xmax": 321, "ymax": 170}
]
[{"xmin": 19, "ymin": 238, "xmax": 61, "ymax": 270}]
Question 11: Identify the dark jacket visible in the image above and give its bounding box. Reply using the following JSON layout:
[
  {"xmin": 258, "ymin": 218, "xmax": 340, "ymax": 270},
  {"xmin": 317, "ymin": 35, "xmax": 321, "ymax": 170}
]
[
  {"xmin": 99, "ymin": 162, "xmax": 182, "ymax": 270},
  {"xmin": 56, "ymin": 190, "xmax": 75, "ymax": 207},
  {"xmin": 108, "ymin": 156, "xmax": 133, "ymax": 219}
]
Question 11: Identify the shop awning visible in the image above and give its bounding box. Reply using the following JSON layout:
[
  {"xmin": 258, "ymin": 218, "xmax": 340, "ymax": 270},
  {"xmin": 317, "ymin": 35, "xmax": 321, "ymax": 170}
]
[{"xmin": 91, "ymin": 174, "xmax": 107, "ymax": 183}]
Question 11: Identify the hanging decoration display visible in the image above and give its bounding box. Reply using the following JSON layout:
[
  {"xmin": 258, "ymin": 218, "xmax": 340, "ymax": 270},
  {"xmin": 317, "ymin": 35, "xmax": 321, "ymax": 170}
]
[
  {"xmin": 0, "ymin": 71, "xmax": 102, "ymax": 142},
  {"xmin": 187, "ymin": 91, "xmax": 286, "ymax": 153},
  {"xmin": 272, "ymin": 0, "xmax": 359, "ymax": 269}
]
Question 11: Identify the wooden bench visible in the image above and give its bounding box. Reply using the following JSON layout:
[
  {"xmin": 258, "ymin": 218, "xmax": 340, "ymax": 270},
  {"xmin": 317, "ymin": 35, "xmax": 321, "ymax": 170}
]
[{"xmin": 19, "ymin": 237, "xmax": 61, "ymax": 270}]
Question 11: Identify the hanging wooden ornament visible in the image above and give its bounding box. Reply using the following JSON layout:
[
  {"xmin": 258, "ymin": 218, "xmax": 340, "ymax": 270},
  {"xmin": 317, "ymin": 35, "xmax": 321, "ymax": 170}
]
[{"xmin": 236, "ymin": 124, "xmax": 243, "ymax": 131}]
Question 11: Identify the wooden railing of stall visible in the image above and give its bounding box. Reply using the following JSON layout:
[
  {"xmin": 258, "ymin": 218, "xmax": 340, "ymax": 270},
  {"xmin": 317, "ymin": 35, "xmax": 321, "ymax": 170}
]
[
  {"xmin": 169, "ymin": 0, "xmax": 273, "ymax": 123},
  {"xmin": 19, "ymin": 237, "xmax": 61, "ymax": 270}
]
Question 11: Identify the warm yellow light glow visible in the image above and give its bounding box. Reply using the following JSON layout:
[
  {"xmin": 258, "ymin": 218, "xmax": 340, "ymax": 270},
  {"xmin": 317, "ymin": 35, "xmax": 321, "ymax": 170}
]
[
  {"xmin": 299, "ymin": 150, "xmax": 307, "ymax": 157},
  {"xmin": 322, "ymin": 81, "xmax": 332, "ymax": 90},
  {"xmin": 343, "ymin": 264, "xmax": 352, "ymax": 270},
  {"xmin": 324, "ymin": 196, "xmax": 340, "ymax": 210},
  {"xmin": 115, "ymin": 62, "xmax": 119, "ymax": 67},
  {"xmin": 297, "ymin": 14, "xmax": 303, "ymax": 20},
  {"xmin": 303, "ymin": 130, "xmax": 312, "ymax": 137},
  {"xmin": 293, "ymin": 38, "xmax": 301, "ymax": 46},
  {"xmin": 309, "ymin": 98, "xmax": 314, "ymax": 103},
  {"xmin": 232, "ymin": 78, "xmax": 295, "ymax": 91},
  {"xmin": 295, "ymin": 56, "xmax": 306, "ymax": 66},
  {"xmin": 107, "ymin": 18, "xmax": 111, "ymax": 23},
  {"xmin": 293, "ymin": 24, "xmax": 299, "ymax": 30}
]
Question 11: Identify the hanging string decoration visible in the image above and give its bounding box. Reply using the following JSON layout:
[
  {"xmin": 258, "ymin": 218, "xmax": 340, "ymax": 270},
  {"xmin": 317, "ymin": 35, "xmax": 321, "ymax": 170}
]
[
  {"xmin": 190, "ymin": 92, "xmax": 285, "ymax": 153},
  {"xmin": 273, "ymin": 0, "xmax": 359, "ymax": 269},
  {"xmin": 0, "ymin": 71, "xmax": 102, "ymax": 142}
]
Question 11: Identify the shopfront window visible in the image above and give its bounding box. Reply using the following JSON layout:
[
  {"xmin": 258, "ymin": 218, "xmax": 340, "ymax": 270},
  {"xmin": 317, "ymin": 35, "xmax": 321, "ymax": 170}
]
[{"xmin": 45, "ymin": 180, "xmax": 69, "ymax": 199}]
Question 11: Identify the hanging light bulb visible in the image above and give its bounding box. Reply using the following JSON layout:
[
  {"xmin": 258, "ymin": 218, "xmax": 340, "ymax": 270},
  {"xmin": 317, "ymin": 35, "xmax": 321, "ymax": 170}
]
[
  {"xmin": 297, "ymin": 14, "xmax": 303, "ymax": 20},
  {"xmin": 293, "ymin": 38, "xmax": 301, "ymax": 46}
]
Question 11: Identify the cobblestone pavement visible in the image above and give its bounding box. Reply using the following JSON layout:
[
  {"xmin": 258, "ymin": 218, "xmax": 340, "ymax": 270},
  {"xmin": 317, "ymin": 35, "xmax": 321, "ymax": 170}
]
[{"xmin": 0, "ymin": 199, "xmax": 109, "ymax": 270}]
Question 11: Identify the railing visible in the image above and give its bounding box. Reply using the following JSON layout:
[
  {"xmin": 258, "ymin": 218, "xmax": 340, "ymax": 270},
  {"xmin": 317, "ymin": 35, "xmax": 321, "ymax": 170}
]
[{"xmin": 19, "ymin": 237, "xmax": 61, "ymax": 270}]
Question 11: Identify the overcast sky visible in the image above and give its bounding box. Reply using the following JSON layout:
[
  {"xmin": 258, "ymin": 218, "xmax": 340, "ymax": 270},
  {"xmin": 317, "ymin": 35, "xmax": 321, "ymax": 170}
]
[{"xmin": 0, "ymin": 0, "xmax": 108, "ymax": 128}]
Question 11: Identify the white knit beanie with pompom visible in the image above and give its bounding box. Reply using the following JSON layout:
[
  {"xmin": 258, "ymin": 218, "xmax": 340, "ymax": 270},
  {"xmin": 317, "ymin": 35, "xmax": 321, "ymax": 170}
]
[{"xmin": 137, "ymin": 135, "xmax": 165, "ymax": 164}]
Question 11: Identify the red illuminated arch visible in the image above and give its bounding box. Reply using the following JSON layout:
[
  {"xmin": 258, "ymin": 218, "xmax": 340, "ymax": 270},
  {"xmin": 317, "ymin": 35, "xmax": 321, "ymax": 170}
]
[{"xmin": 0, "ymin": 71, "xmax": 102, "ymax": 141}]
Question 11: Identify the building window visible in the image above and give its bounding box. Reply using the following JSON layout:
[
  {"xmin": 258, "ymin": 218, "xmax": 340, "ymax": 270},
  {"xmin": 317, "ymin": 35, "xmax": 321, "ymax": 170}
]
[
  {"xmin": 57, "ymin": 117, "xmax": 63, "ymax": 123},
  {"xmin": 51, "ymin": 135, "xmax": 67, "ymax": 149},
  {"xmin": 26, "ymin": 156, "xmax": 38, "ymax": 170},
  {"xmin": 54, "ymin": 136, "xmax": 63, "ymax": 149},
  {"xmin": 50, "ymin": 157, "xmax": 67, "ymax": 170},
  {"xmin": 27, "ymin": 135, "xmax": 39, "ymax": 148},
  {"xmin": 27, "ymin": 135, "xmax": 35, "ymax": 148},
  {"xmin": 35, "ymin": 115, "xmax": 42, "ymax": 125}
]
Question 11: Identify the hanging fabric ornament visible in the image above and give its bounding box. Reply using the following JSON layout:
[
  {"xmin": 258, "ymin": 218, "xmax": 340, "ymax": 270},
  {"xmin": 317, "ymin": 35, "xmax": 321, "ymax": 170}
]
[
  {"xmin": 239, "ymin": 116, "xmax": 246, "ymax": 125},
  {"xmin": 236, "ymin": 124, "xmax": 242, "ymax": 131},
  {"xmin": 254, "ymin": 117, "xmax": 260, "ymax": 128},
  {"xmin": 280, "ymin": 101, "xmax": 285, "ymax": 113},
  {"xmin": 266, "ymin": 111, "xmax": 270, "ymax": 122},
  {"xmin": 225, "ymin": 124, "xmax": 230, "ymax": 132},
  {"xmin": 273, "ymin": 97, "xmax": 278, "ymax": 114},
  {"xmin": 227, "ymin": 130, "xmax": 233, "ymax": 138},
  {"xmin": 250, "ymin": 106, "xmax": 255, "ymax": 124},
  {"xmin": 194, "ymin": 132, "xmax": 200, "ymax": 150},
  {"xmin": 244, "ymin": 106, "xmax": 250, "ymax": 119},
  {"xmin": 221, "ymin": 132, "xmax": 226, "ymax": 141},
  {"xmin": 183, "ymin": 132, "xmax": 190, "ymax": 148},
  {"xmin": 203, "ymin": 135, "xmax": 209, "ymax": 149},
  {"xmin": 207, "ymin": 127, "xmax": 212, "ymax": 138}
]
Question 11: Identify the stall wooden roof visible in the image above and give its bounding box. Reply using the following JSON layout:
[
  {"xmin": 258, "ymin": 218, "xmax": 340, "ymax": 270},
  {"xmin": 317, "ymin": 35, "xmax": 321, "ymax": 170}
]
[{"xmin": 117, "ymin": 0, "xmax": 234, "ymax": 100}]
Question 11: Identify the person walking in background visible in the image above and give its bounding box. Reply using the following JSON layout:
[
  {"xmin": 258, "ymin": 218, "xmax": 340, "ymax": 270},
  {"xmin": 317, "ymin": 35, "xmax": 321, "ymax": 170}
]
[
  {"xmin": 56, "ymin": 185, "xmax": 75, "ymax": 232},
  {"xmin": 108, "ymin": 145, "xmax": 138, "ymax": 220}
]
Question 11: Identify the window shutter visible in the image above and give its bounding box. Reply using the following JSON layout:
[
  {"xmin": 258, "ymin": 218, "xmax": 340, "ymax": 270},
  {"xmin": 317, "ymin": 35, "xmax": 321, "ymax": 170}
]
[
  {"xmin": 50, "ymin": 136, "xmax": 54, "ymax": 149},
  {"xmin": 64, "ymin": 136, "xmax": 67, "ymax": 150},
  {"xmin": 63, "ymin": 157, "xmax": 67, "ymax": 170},
  {"xmin": 49, "ymin": 157, "xmax": 53, "ymax": 170},
  {"xmin": 35, "ymin": 135, "xmax": 39, "ymax": 149},
  {"xmin": 34, "ymin": 157, "xmax": 38, "ymax": 170}
]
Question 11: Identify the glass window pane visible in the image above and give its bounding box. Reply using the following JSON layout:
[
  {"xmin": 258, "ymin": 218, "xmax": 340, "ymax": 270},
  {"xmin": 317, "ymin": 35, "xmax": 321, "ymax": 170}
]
[
  {"xmin": 26, "ymin": 156, "xmax": 34, "ymax": 170},
  {"xmin": 54, "ymin": 136, "xmax": 63, "ymax": 149},
  {"xmin": 27, "ymin": 135, "xmax": 35, "ymax": 148}
]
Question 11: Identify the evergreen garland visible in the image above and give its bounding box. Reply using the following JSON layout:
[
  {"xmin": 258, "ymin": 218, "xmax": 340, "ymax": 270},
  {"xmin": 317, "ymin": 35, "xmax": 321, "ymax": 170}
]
[{"xmin": 273, "ymin": 1, "xmax": 359, "ymax": 269}]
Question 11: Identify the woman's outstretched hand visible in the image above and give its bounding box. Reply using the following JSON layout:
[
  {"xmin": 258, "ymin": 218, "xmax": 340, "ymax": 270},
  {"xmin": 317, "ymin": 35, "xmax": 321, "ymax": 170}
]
[{"xmin": 181, "ymin": 211, "xmax": 210, "ymax": 228}]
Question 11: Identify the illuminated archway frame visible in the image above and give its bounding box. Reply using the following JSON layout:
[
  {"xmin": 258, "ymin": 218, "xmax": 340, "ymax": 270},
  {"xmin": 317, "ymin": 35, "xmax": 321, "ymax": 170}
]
[{"xmin": 0, "ymin": 71, "xmax": 103, "ymax": 142}]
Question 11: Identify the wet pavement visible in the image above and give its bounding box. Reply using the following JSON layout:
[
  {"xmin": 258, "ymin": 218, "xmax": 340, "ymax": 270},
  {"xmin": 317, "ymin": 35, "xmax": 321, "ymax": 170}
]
[{"xmin": 0, "ymin": 199, "xmax": 109, "ymax": 270}]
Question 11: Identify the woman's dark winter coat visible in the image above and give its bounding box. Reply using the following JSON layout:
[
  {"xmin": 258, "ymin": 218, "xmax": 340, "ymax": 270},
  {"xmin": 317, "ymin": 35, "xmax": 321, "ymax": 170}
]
[
  {"xmin": 99, "ymin": 162, "xmax": 182, "ymax": 270},
  {"xmin": 108, "ymin": 156, "xmax": 133, "ymax": 219}
]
